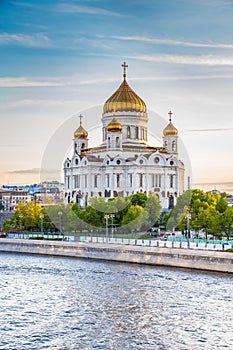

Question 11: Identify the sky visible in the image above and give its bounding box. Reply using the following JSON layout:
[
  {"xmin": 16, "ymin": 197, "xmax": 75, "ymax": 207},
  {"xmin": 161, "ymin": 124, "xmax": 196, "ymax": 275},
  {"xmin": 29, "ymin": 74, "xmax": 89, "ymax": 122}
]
[{"xmin": 0, "ymin": 0, "xmax": 233, "ymax": 193}]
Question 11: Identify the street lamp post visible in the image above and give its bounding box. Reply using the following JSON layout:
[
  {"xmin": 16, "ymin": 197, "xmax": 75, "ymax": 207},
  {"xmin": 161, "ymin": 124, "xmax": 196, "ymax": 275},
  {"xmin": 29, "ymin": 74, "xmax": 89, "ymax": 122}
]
[
  {"xmin": 40, "ymin": 214, "xmax": 44, "ymax": 235},
  {"xmin": 186, "ymin": 213, "xmax": 191, "ymax": 239},
  {"xmin": 58, "ymin": 211, "xmax": 63, "ymax": 239},
  {"xmin": 104, "ymin": 214, "xmax": 109, "ymax": 243},
  {"xmin": 110, "ymin": 214, "xmax": 115, "ymax": 238}
]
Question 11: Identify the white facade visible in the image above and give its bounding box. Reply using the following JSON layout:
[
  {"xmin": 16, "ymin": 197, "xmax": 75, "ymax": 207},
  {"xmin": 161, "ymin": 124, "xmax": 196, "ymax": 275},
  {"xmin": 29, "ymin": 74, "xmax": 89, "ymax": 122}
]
[
  {"xmin": 64, "ymin": 64, "xmax": 185, "ymax": 209},
  {"xmin": 0, "ymin": 190, "xmax": 32, "ymax": 212}
]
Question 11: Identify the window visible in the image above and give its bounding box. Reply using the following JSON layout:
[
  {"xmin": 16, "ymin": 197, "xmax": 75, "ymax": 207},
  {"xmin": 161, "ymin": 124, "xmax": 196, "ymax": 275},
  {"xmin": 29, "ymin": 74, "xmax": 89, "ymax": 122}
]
[
  {"xmin": 74, "ymin": 175, "xmax": 80, "ymax": 188},
  {"xmin": 108, "ymin": 137, "xmax": 110, "ymax": 148},
  {"xmin": 116, "ymin": 159, "xmax": 121, "ymax": 165},
  {"xmin": 151, "ymin": 174, "xmax": 154, "ymax": 187},
  {"xmin": 170, "ymin": 175, "xmax": 174, "ymax": 188},
  {"xmin": 116, "ymin": 174, "xmax": 120, "ymax": 187},
  {"xmin": 116, "ymin": 137, "xmax": 120, "ymax": 148},
  {"xmin": 67, "ymin": 176, "xmax": 70, "ymax": 189},
  {"xmin": 135, "ymin": 126, "xmax": 139, "ymax": 139},
  {"xmin": 127, "ymin": 126, "xmax": 131, "ymax": 138},
  {"xmin": 129, "ymin": 173, "xmax": 133, "ymax": 187},
  {"xmin": 106, "ymin": 174, "xmax": 110, "ymax": 187},
  {"xmin": 139, "ymin": 174, "xmax": 143, "ymax": 187},
  {"xmin": 154, "ymin": 157, "xmax": 159, "ymax": 164},
  {"xmin": 94, "ymin": 175, "xmax": 98, "ymax": 188},
  {"xmin": 84, "ymin": 174, "xmax": 87, "ymax": 188}
]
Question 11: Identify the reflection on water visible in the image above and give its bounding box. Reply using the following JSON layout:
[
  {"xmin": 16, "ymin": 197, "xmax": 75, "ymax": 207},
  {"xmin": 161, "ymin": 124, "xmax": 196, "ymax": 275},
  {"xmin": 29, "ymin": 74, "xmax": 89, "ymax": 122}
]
[{"xmin": 0, "ymin": 253, "xmax": 232, "ymax": 350}]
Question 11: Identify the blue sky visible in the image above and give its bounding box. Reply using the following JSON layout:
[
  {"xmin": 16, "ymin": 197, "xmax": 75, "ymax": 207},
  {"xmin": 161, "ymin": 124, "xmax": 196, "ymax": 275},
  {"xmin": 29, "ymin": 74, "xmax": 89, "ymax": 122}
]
[{"xmin": 0, "ymin": 0, "xmax": 233, "ymax": 192}]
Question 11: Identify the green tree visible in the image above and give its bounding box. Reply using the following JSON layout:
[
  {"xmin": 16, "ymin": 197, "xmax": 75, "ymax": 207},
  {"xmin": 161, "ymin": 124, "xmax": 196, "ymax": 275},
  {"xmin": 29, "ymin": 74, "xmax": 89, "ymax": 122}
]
[
  {"xmin": 122, "ymin": 205, "xmax": 147, "ymax": 232},
  {"xmin": 144, "ymin": 194, "xmax": 161, "ymax": 227},
  {"xmin": 131, "ymin": 193, "xmax": 147, "ymax": 208}
]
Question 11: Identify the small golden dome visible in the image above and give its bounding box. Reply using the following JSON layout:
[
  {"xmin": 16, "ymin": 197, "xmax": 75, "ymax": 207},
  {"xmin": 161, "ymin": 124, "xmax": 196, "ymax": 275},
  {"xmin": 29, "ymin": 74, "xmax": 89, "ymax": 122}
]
[
  {"xmin": 106, "ymin": 117, "xmax": 122, "ymax": 133},
  {"xmin": 74, "ymin": 115, "xmax": 88, "ymax": 139},
  {"xmin": 103, "ymin": 62, "xmax": 147, "ymax": 114},
  {"xmin": 163, "ymin": 111, "xmax": 178, "ymax": 136}
]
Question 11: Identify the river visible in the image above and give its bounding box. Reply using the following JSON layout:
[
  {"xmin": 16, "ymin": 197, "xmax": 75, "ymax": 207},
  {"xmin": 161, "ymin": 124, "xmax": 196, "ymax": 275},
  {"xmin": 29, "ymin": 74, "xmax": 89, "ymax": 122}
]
[{"xmin": 0, "ymin": 252, "xmax": 232, "ymax": 350}]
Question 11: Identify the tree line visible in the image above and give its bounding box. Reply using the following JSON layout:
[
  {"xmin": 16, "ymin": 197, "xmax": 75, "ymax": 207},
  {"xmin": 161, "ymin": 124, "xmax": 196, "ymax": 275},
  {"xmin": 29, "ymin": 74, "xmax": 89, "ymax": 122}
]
[
  {"xmin": 164, "ymin": 189, "xmax": 233, "ymax": 239},
  {"xmin": 3, "ymin": 190, "xmax": 233, "ymax": 238},
  {"xmin": 3, "ymin": 193, "xmax": 161, "ymax": 234}
]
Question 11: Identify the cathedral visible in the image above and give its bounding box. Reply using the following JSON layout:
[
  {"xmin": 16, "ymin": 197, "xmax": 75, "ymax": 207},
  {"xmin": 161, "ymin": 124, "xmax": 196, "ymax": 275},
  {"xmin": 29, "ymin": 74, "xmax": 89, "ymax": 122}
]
[{"xmin": 64, "ymin": 63, "xmax": 185, "ymax": 209}]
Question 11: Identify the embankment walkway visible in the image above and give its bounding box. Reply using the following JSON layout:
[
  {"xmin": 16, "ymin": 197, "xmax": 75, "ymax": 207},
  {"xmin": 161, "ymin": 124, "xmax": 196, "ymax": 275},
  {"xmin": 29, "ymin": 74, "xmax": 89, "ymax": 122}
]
[{"xmin": 0, "ymin": 238, "xmax": 233, "ymax": 273}]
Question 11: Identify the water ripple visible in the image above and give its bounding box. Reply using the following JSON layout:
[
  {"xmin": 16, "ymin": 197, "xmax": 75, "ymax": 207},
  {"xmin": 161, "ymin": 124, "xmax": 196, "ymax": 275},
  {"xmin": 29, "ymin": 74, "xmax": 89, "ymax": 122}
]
[{"xmin": 0, "ymin": 252, "xmax": 232, "ymax": 350}]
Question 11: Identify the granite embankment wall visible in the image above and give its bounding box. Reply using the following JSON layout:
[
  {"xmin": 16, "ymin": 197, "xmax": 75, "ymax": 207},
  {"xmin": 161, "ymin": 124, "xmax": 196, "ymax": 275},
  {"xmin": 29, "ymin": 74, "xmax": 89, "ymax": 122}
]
[{"xmin": 0, "ymin": 238, "xmax": 233, "ymax": 273}]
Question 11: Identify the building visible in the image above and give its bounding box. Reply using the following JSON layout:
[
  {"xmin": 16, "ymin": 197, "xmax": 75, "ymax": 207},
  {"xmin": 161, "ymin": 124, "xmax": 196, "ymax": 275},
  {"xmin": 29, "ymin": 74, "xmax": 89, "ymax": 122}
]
[
  {"xmin": 64, "ymin": 63, "xmax": 186, "ymax": 209},
  {"xmin": 0, "ymin": 189, "xmax": 31, "ymax": 212},
  {"xmin": 0, "ymin": 181, "xmax": 64, "ymax": 211}
]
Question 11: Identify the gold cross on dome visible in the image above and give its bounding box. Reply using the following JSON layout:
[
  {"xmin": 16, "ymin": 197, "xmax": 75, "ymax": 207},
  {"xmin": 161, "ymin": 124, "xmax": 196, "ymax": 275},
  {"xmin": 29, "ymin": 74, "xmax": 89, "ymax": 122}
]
[
  {"xmin": 168, "ymin": 110, "xmax": 173, "ymax": 122},
  {"xmin": 122, "ymin": 62, "xmax": 128, "ymax": 80},
  {"xmin": 79, "ymin": 114, "xmax": 83, "ymax": 126}
]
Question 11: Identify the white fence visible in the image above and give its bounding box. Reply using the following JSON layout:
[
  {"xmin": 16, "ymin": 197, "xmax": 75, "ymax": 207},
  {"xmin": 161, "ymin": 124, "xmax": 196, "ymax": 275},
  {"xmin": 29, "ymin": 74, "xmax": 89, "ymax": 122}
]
[{"xmin": 79, "ymin": 236, "xmax": 233, "ymax": 251}]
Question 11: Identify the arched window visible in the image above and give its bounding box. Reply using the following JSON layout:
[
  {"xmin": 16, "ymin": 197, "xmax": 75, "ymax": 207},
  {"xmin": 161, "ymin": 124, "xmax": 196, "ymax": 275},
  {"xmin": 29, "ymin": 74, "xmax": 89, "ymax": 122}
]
[{"xmin": 127, "ymin": 126, "xmax": 131, "ymax": 138}]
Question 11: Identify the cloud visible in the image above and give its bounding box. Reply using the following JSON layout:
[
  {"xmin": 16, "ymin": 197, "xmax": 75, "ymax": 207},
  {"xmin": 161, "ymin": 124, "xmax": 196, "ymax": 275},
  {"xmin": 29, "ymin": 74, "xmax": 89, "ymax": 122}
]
[
  {"xmin": 0, "ymin": 76, "xmax": 119, "ymax": 88},
  {"xmin": 11, "ymin": 1, "xmax": 40, "ymax": 9},
  {"xmin": 1, "ymin": 71, "xmax": 232, "ymax": 90},
  {"xmin": 112, "ymin": 35, "xmax": 233, "ymax": 49},
  {"xmin": 6, "ymin": 168, "xmax": 41, "ymax": 175},
  {"xmin": 193, "ymin": 181, "xmax": 233, "ymax": 186},
  {"xmin": 201, "ymin": 0, "xmax": 233, "ymax": 7},
  {"xmin": 0, "ymin": 33, "xmax": 52, "ymax": 48},
  {"xmin": 56, "ymin": 3, "xmax": 125, "ymax": 17},
  {"xmin": 0, "ymin": 77, "xmax": 65, "ymax": 88},
  {"xmin": 131, "ymin": 74, "xmax": 233, "ymax": 82},
  {"xmin": 6, "ymin": 168, "xmax": 60, "ymax": 175},
  {"xmin": 0, "ymin": 98, "xmax": 81, "ymax": 108},
  {"xmin": 128, "ymin": 54, "xmax": 233, "ymax": 66},
  {"xmin": 181, "ymin": 127, "xmax": 233, "ymax": 134}
]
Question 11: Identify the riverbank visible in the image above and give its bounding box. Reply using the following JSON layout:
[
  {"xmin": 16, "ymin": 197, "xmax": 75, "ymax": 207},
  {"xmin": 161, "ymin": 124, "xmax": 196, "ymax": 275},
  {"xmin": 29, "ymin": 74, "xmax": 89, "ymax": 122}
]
[{"xmin": 0, "ymin": 238, "xmax": 233, "ymax": 273}]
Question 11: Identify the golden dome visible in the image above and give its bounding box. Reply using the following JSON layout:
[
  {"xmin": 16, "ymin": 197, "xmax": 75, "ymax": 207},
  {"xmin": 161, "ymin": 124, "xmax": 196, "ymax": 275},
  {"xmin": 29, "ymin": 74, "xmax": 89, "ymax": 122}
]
[
  {"xmin": 106, "ymin": 117, "xmax": 122, "ymax": 133},
  {"xmin": 74, "ymin": 115, "xmax": 88, "ymax": 139},
  {"xmin": 163, "ymin": 111, "xmax": 178, "ymax": 136},
  {"xmin": 103, "ymin": 62, "xmax": 147, "ymax": 114}
]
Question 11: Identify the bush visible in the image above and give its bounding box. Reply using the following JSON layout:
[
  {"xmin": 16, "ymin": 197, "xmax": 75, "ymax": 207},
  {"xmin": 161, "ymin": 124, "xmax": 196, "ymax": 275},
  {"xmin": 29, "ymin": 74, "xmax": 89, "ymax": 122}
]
[{"xmin": 226, "ymin": 248, "xmax": 233, "ymax": 253}]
